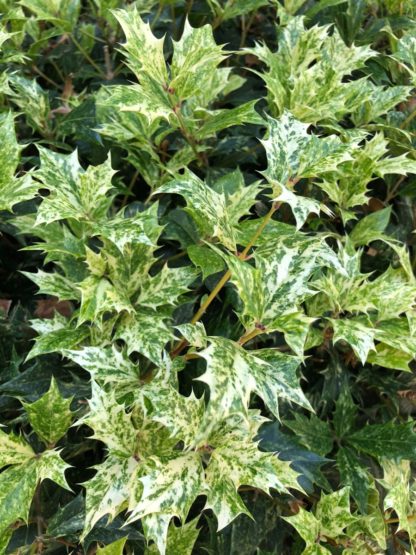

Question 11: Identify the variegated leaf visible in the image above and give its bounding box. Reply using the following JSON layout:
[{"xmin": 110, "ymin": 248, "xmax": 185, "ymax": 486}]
[
  {"xmin": 196, "ymin": 336, "xmax": 309, "ymax": 438},
  {"xmin": 63, "ymin": 346, "xmax": 140, "ymax": 388},
  {"xmin": 78, "ymin": 382, "xmax": 138, "ymax": 457},
  {"xmin": 83, "ymin": 455, "xmax": 138, "ymax": 536},
  {"xmin": 0, "ymin": 112, "xmax": 38, "ymax": 212},
  {"xmin": 115, "ymin": 310, "xmax": 172, "ymax": 365},
  {"xmin": 205, "ymin": 432, "xmax": 300, "ymax": 530},
  {"xmin": 0, "ymin": 429, "xmax": 34, "ymax": 467},
  {"xmin": 23, "ymin": 377, "xmax": 73, "ymax": 445}
]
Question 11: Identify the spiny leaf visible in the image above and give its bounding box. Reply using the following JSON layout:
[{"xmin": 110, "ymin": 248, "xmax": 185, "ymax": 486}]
[
  {"xmin": 63, "ymin": 346, "xmax": 140, "ymax": 388},
  {"xmin": 83, "ymin": 455, "xmax": 138, "ymax": 536},
  {"xmin": 196, "ymin": 336, "xmax": 309, "ymax": 438},
  {"xmin": 0, "ymin": 429, "xmax": 34, "ymax": 467},
  {"xmin": 0, "ymin": 112, "xmax": 38, "ymax": 212},
  {"xmin": 346, "ymin": 421, "xmax": 416, "ymax": 460},
  {"xmin": 78, "ymin": 382, "xmax": 138, "ymax": 457},
  {"xmin": 23, "ymin": 377, "xmax": 73, "ymax": 445}
]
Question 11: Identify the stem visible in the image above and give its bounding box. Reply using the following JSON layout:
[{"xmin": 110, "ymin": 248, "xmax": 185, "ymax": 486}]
[
  {"xmin": 71, "ymin": 35, "xmax": 106, "ymax": 78},
  {"xmin": 170, "ymin": 202, "xmax": 280, "ymax": 358},
  {"xmin": 239, "ymin": 12, "xmax": 256, "ymax": 48},
  {"xmin": 32, "ymin": 65, "xmax": 61, "ymax": 89},
  {"xmin": 400, "ymin": 107, "xmax": 416, "ymax": 129},
  {"xmin": 385, "ymin": 175, "xmax": 405, "ymax": 203},
  {"xmin": 174, "ymin": 105, "xmax": 206, "ymax": 166},
  {"xmin": 151, "ymin": 3, "xmax": 163, "ymax": 30},
  {"xmin": 238, "ymin": 328, "xmax": 263, "ymax": 346},
  {"xmin": 121, "ymin": 168, "xmax": 139, "ymax": 207}
]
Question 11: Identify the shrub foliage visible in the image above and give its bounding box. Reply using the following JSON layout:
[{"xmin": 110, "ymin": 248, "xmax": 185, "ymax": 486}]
[{"xmin": 1, "ymin": 1, "xmax": 416, "ymax": 553}]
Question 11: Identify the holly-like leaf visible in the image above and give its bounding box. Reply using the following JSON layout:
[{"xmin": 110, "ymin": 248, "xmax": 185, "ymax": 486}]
[
  {"xmin": 96, "ymin": 537, "xmax": 127, "ymax": 555},
  {"xmin": 0, "ymin": 112, "xmax": 38, "ymax": 212},
  {"xmin": 83, "ymin": 455, "xmax": 138, "ymax": 536},
  {"xmin": 23, "ymin": 269, "xmax": 81, "ymax": 301},
  {"xmin": 261, "ymin": 112, "xmax": 353, "ymax": 227},
  {"xmin": 78, "ymin": 382, "xmax": 138, "ymax": 457},
  {"xmin": 27, "ymin": 315, "xmax": 89, "ymax": 360},
  {"xmin": 63, "ymin": 346, "xmax": 140, "ymax": 388},
  {"xmin": 285, "ymin": 488, "xmax": 355, "ymax": 552},
  {"xmin": 350, "ymin": 207, "xmax": 392, "ymax": 246},
  {"xmin": 346, "ymin": 421, "xmax": 416, "ymax": 460},
  {"xmin": 284, "ymin": 414, "xmax": 333, "ymax": 457},
  {"xmin": 145, "ymin": 519, "xmax": 200, "ymax": 555},
  {"xmin": 115, "ymin": 310, "xmax": 172, "ymax": 365},
  {"xmin": 205, "ymin": 432, "xmax": 300, "ymax": 530},
  {"xmin": 143, "ymin": 384, "xmax": 204, "ymax": 448},
  {"xmin": 23, "ymin": 377, "xmax": 73, "ymax": 445},
  {"xmin": 127, "ymin": 452, "xmax": 204, "ymax": 553},
  {"xmin": 35, "ymin": 148, "xmax": 116, "ymax": 225},
  {"xmin": 0, "ymin": 428, "xmax": 34, "ymax": 467},
  {"xmin": 336, "ymin": 447, "xmax": 371, "ymax": 514},
  {"xmin": 247, "ymin": 17, "xmax": 374, "ymax": 124},
  {"xmin": 378, "ymin": 459, "xmax": 412, "ymax": 535},
  {"xmin": 157, "ymin": 171, "xmax": 237, "ymax": 250},
  {"xmin": 330, "ymin": 317, "xmax": 376, "ymax": 365},
  {"xmin": 196, "ymin": 336, "xmax": 309, "ymax": 438},
  {"xmin": 136, "ymin": 265, "xmax": 197, "ymax": 310}
]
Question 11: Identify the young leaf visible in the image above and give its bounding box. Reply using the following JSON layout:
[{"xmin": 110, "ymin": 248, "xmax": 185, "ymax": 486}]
[{"xmin": 23, "ymin": 377, "xmax": 73, "ymax": 445}]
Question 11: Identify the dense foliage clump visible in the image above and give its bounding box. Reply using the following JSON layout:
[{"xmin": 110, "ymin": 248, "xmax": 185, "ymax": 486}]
[{"xmin": 1, "ymin": 0, "xmax": 416, "ymax": 553}]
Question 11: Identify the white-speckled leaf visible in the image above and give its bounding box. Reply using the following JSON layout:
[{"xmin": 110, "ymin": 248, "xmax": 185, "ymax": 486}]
[
  {"xmin": 78, "ymin": 382, "xmax": 138, "ymax": 457},
  {"xmin": 23, "ymin": 377, "xmax": 73, "ymax": 445},
  {"xmin": 63, "ymin": 346, "xmax": 140, "ymax": 388},
  {"xmin": 83, "ymin": 455, "xmax": 138, "ymax": 536},
  {"xmin": 330, "ymin": 317, "xmax": 376, "ymax": 364},
  {"xmin": 0, "ymin": 429, "xmax": 34, "ymax": 467}
]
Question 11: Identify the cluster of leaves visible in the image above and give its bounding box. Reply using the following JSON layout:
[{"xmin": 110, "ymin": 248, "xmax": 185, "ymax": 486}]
[{"xmin": 1, "ymin": 0, "xmax": 416, "ymax": 554}]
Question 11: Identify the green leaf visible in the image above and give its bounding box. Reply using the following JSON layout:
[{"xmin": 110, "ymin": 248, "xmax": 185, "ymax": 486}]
[
  {"xmin": 136, "ymin": 265, "xmax": 196, "ymax": 309},
  {"xmin": 27, "ymin": 315, "xmax": 89, "ymax": 360},
  {"xmin": 158, "ymin": 171, "xmax": 236, "ymax": 250},
  {"xmin": 170, "ymin": 20, "xmax": 226, "ymax": 100},
  {"xmin": 143, "ymin": 384, "xmax": 204, "ymax": 448},
  {"xmin": 23, "ymin": 377, "xmax": 73, "ymax": 445},
  {"xmin": 78, "ymin": 382, "xmax": 138, "ymax": 457},
  {"xmin": 284, "ymin": 488, "xmax": 355, "ymax": 550},
  {"xmin": 350, "ymin": 207, "xmax": 392, "ymax": 246},
  {"xmin": 197, "ymin": 100, "xmax": 263, "ymax": 139},
  {"xmin": 283, "ymin": 508, "xmax": 321, "ymax": 548},
  {"xmin": 379, "ymin": 459, "xmax": 412, "ymax": 534},
  {"xmin": 347, "ymin": 421, "xmax": 416, "ymax": 460},
  {"xmin": 284, "ymin": 414, "xmax": 333, "ymax": 457},
  {"xmin": 261, "ymin": 112, "xmax": 353, "ymax": 227},
  {"xmin": 188, "ymin": 244, "xmax": 225, "ymax": 280},
  {"xmin": 0, "ymin": 463, "xmax": 38, "ymax": 529},
  {"xmin": 145, "ymin": 519, "xmax": 200, "ymax": 555},
  {"xmin": 22, "ymin": 269, "xmax": 81, "ymax": 301},
  {"xmin": 96, "ymin": 537, "xmax": 127, "ymax": 555},
  {"xmin": 336, "ymin": 447, "xmax": 370, "ymax": 514},
  {"xmin": 315, "ymin": 487, "xmax": 356, "ymax": 538},
  {"xmin": 248, "ymin": 17, "xmax": 374, "ymax": 124},
  {"xmin": 77, "ymin": 274, "xmax": 133, "ymax": 325},
  {"xmin": 262, "ymin": 111, "xmax": 353, "ymax": 187}
]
